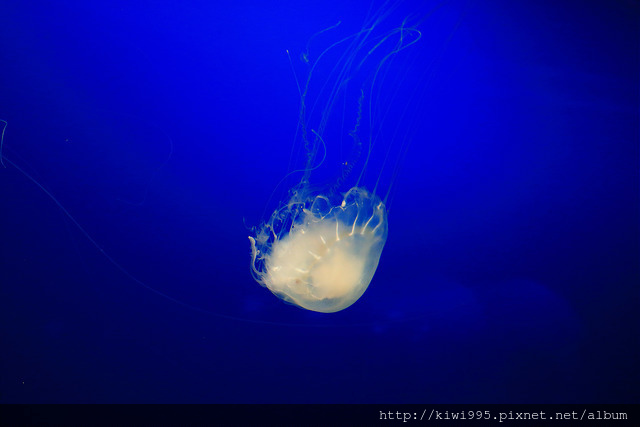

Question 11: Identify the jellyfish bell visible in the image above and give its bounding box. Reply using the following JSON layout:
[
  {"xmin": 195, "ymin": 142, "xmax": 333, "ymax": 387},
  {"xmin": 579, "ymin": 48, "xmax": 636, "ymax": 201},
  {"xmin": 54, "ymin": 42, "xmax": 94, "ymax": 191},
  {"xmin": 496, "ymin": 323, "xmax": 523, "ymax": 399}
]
[
  {"xmin": 249, "ymin": 12, "xmax": 422, "ymax": 313},
  {"xmin": 250, "ymin": 187, "xmax": 387, "ymax": 313}
]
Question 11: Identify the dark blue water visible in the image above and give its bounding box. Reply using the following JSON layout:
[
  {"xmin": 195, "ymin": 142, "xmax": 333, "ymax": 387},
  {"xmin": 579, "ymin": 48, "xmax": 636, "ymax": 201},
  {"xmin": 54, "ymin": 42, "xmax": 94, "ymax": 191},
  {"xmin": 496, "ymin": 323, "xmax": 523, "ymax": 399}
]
[{"xmin": 1, "ymin": 0, "xmax": 637, "ymax": 403}]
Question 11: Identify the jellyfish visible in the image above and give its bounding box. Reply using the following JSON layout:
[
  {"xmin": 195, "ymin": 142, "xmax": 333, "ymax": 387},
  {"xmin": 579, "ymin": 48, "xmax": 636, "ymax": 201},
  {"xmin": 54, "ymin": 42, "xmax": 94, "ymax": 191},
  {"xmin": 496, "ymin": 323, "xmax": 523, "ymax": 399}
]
[{"xmin": 249, "ymin": 12, "xmax": 421, "ymax": 313}]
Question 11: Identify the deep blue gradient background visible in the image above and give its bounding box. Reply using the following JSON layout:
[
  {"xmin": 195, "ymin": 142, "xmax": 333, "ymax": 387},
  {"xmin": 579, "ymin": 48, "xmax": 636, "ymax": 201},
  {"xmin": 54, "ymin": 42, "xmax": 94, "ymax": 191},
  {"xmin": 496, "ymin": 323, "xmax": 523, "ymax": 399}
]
[{"xmin": 0, "ymin": 0, "xmax": 638, "ymax": 403}]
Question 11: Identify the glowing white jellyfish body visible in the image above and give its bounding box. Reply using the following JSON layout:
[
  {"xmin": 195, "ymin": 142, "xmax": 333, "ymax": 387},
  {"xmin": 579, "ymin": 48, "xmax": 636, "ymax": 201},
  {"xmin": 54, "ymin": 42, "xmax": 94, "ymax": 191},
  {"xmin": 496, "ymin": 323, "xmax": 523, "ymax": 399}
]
[
  {"xmin": 249, "ymin": 13, "xmax": 420, "ymax": 313},
  {"xmin": 250, "ymin": 187, "xmax": 387, "ymax": 313}
]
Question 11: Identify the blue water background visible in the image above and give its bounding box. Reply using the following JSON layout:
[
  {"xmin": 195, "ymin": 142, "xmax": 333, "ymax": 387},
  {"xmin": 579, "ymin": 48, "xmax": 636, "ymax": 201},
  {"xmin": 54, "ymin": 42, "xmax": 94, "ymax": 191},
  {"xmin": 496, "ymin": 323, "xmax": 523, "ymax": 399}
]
[{"xmin": 0, "ymin": 0, "xmax": 638, "ymax": 403}]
